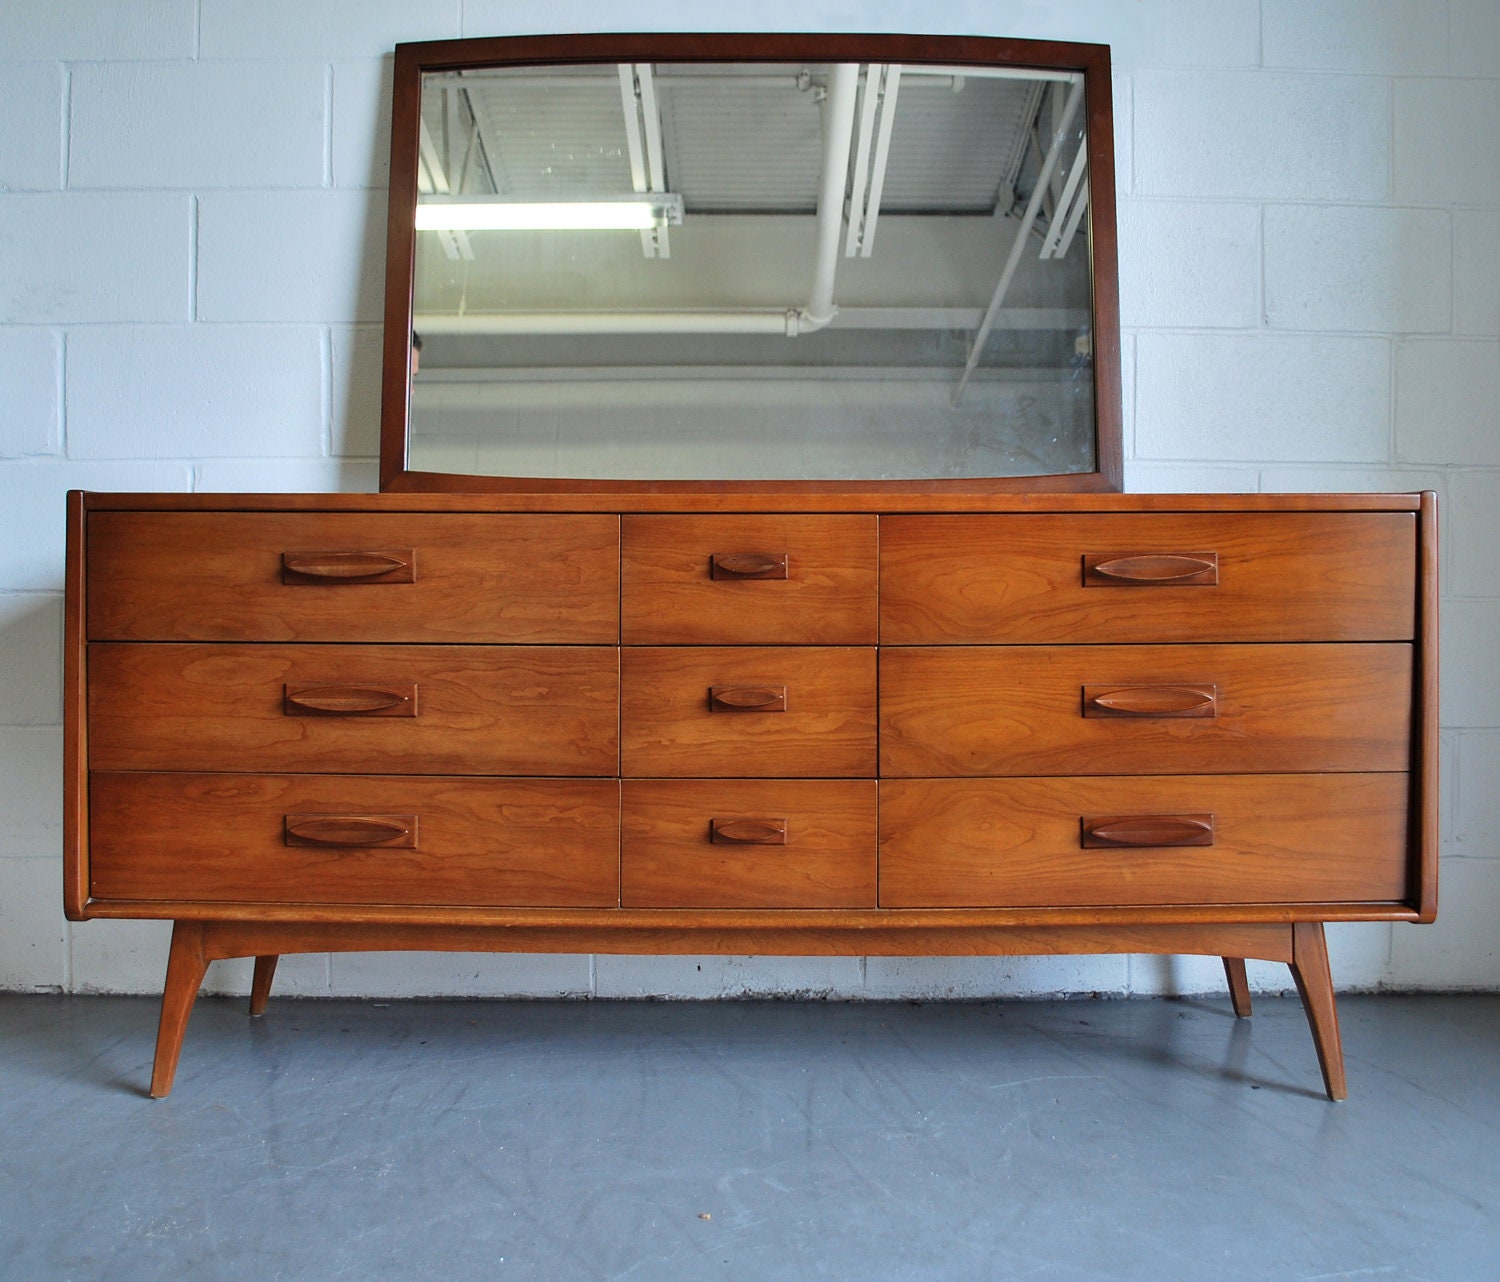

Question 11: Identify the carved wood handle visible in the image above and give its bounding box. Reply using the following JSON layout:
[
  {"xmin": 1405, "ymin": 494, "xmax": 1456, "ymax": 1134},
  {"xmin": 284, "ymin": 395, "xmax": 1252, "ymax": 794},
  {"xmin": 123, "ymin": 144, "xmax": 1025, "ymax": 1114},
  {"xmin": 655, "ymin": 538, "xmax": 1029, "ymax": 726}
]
[
  {"xmin": 1083, "ymin": 553, "xmax": 1218, "ymax": 586},
  {"xmin": 284, "ymin": 814, "xmax": 418, "ymax": 848},
  {"xmin": 708, "ymin": 686, "xmax": 788, "ymax": 712},
  {"xmin": 710, "ymin": 552, "xmax": 789, "ymax": 580},
  {"xmin": 1082, "ymin": 684, "xmax": 1217, "ymax": 718},
  {"xmin": 281, "ymin": 550, "xmax": 416, "ymax": 584},
  {"xmin": 710, "ymin": 818, "xmax": 789, "ymax": 845},
  {"xmin": 283, "ymin": 684, "xmax": 418, "ymax": 717},
  {"xmin": 1081, "ymin": 814, "xmax": 1215, "ymax": 848}
]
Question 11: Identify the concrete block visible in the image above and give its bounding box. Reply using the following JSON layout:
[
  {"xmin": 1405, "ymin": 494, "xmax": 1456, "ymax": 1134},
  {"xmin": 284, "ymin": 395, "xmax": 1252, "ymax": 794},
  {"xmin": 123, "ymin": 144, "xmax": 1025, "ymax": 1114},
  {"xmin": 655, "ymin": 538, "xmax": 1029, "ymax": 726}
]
[
  {"xmin": 1265, "ymin": 205, "xmax": 1451, "ymax": 334},
  {"xmin": 1395, "ymin": 340, "xmax": 1500, "ymax": 466},
  {"xmin": 193, "ymin": 458, "xmax": 380, "ymax": 493},
  {"xmin": 331, "ymin": 325, "xmax": 385, "ymax": 456},
  {"xmin": 1455, "ymin": 731, "xmax": 1500, "ymax": 856},
  {"xmin": 201, "ymin": 0, "xmax": 461, "ymax": 59},
  {"xmin": 1122, "ymin": 463, "xmax": 1259, "ymax": 493},
  {"xmin": 69, "ymin": 917, "xmax": 173, "ymax": 994},
  {"xmin": 1136, "ymin": 333, "xmax": 1391, "ymax": 463},
  {"xmin": 331, "ymin": 952, "xmax": 592, "ymax": 998},
  {"xmin": 202, "ymin": 953, "xmax": 330, "ymax": 998},
  {"xmin": 0, "ymin": 0, "xmax": 196, "ymax": 61},
  {"xmin": 0, "ymin": 461, "xmax": 191, "ymax": 591},
  {"xmin": 0, "ymin": 64, "xmax": 63, "ymax": 190},
  {"xmin": 0, "ymin": 329, "xmax": 61, "ymax": 457},
  {"xmin": 0, "ymin": 594, "xmax": 62, "ymax": 723},
  {"xmin": 1257, "ymin": 466, "xmax": 1445, "ymax": 495},
  {"xmin": 66, "ymin": 325, "xmax": 325, "ymax": 460},
  {"xmin": 1395, "ymin": 80, "xmax": 1500, "ymax": 205},
  {"xmin": 0, "ymin": 727, "xmax": 62, "ymax": 848},
  {"xmin": 1117, "ymin": 200, "xmax": 1259, "ymax": 329},
  {"xmin": 1451, "ymin": 0, "xmax": 1500, "ymax": 76},
  {"xmin": 1454, "ymin": 210, "xmax": 1500, "ymax": 337},
  {"xmin": 197, "ymin": 191, "xmax": 386, "ymax": 323},
  {"xmin": 1440, "ymin": 600, "xmax": 1500, "ymax": 728},
  {"xmin": 1135, "ymin": 70, "xmax": 1389, "ymax": 201},
  {"xmin": 595, "ymin": 955, "xmax": 864, "ymax": 999},
  {"xmin": 1263, "ymin": 0, "xmax": 1449, "ymax": 73},
  {"xmin": 863, "ymin": 954, "xmax": 1129, "ymax": 1000},
  {"xmin": 70, "ymin": 62, "xmax": 326, "ymax": 190},
  {"xmin": 1112, "ymin": 71, "xmax": 1132, "ymax": 198},
  {"xmin": 332, "ymin": 60, "xmax": 392, "ymax": 190},
  {"xmin": 1448, "ymin": 470, "xmax": 1500, "ymax": 599},
  {"xmin": 0, "ymin": 194, "xmax": 189, "ymax": 324},
  {"xmin": 1389, "ymin": 856, "xmax": 1500, "ymax": 988},
  {"xmin": 0, "ymin": 858, "xmax": 66, "ymax": 992}
]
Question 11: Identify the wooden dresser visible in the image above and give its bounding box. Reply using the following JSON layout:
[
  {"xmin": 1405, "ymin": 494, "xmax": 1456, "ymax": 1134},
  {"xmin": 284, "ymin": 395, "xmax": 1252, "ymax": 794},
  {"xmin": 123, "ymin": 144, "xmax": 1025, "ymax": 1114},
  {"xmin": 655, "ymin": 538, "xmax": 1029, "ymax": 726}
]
[{"xmin": 64, "ymin": 489, "xmax": 1437, "ymax": 1098}]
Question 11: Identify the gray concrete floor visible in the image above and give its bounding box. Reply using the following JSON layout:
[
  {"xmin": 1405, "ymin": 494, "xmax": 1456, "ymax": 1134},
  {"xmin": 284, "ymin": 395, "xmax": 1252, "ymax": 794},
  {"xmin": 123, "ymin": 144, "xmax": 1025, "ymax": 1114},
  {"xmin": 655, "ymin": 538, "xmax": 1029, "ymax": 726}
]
[{"xmin": 2, "ymin": 992, "xmax": 1497, "ymax": 1281}]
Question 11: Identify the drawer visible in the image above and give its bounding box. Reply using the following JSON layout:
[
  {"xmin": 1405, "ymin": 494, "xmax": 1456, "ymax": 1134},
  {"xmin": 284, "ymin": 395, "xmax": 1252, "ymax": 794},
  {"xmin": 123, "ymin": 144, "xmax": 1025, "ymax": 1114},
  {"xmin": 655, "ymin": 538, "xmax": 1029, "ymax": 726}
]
[
  {"xmin": 88, "ymin": 773, "xmax": 620, "ymax": 907},
  {"xmin": 621, "ymin": 515, "xmax": 877, "ymax": 644},
  {"xmin": 881, "ymin": 643, "xmax": 1412, "ymax": 776},
  {"xmin": 86, "ymin": 512, "xmax": 619, "ymax": 643},
  {"xmin": 879, "ymin": 775, "xmax": 1411, "ymax": 908},
  {"xmin": 621, "ymin": 647, "xmax": 877, "ymax": 777},
  {"xmin": 880, "ymin": 512, "xmax": 1417, "ymax": 643},
  {"xmin": 622, "ymin": 780, "xmax": 877, "ymax": 908},
  {"xmin": 87, "ymin": 644, "xmax": 619, "ymax": 776}
]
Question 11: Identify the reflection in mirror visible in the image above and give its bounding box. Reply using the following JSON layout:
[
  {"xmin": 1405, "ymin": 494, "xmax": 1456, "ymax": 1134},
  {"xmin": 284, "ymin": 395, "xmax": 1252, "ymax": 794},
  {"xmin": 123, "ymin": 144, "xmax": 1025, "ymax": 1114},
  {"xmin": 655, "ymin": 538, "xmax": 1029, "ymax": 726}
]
[{"xmin": 395, "ymin": 43, "xmax": 1114, "ymax": 485}]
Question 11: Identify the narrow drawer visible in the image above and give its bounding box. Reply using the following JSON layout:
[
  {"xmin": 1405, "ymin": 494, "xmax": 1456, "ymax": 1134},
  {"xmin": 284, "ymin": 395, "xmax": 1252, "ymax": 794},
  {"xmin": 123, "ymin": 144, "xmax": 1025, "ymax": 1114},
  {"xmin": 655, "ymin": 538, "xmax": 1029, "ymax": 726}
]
[
  {"xmin": 621, "ymin": 514, "xmax": 877, "ymax": 644},
  {"xmin": 86, "ymin": 512, "xmax": 619, "ymax": 643},
  {"xmin": 88, "ymin": 643, "xmax": 619, "ymax": 776},
  {"xmin": 881, "ymin": 643, "xmax": 1412, "ymax": 776},
  {"xmin": 879, "ymin": 775, "xmax": 1411, "ymax": 909},
  {"xmin": 621, "ymin": 647, "xmax": 877, "ymax": 777},
  {"xmin": 880, "ymin": 512, "xmax": 1417, "ymax": 643},
  {"xmin": 622, "ymin": 780, "xmax": 877, "ymax": 908},
  {"xmin": 88, "ymin": 773, "xmax": 620, "ymax": 907}
]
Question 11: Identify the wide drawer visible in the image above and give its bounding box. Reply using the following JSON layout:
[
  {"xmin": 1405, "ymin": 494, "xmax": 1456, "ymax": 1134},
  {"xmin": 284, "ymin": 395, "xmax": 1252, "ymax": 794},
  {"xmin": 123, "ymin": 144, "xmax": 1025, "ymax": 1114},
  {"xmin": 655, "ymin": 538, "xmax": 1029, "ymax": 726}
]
[
  {"xmin": 880, "ymin": 512, "xmax": 1417, "ymax": 643},
  {"xmin": 621, "ymin": 780, "xmax": 877, "ymax": 908},
  {"xmin": 621, "ymin": 514, "xmax": 877, "ymax": 644},
  {"xmin": 86, "ymin": 512, "xmax": 620, "ymax": 643},
  {"xmin": 88, "ymin": 773, "xmax": 620, "ymax": 907},
  {"xmin": 879, "ymin": 774, "xmax": 1411, "ymax": 908},
  {"xmin": 881, "ymin": 643, "xmax": 1412, "ymax": 776},
  {"xmin": 621, "ymin": 647, "xmax": 877, "ymax": 777},
  {"xmin": 87, "ymin": 644, "xmax": 619, "ymax": 776}
]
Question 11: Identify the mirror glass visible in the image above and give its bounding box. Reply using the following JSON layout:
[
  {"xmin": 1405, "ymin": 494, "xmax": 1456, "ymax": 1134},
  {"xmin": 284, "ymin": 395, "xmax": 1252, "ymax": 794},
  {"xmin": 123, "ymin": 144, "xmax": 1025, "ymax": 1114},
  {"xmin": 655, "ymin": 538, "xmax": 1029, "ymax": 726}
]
[{"xmin": 383, "ymin": 36, "xmax": 1120, "ymax": 489}]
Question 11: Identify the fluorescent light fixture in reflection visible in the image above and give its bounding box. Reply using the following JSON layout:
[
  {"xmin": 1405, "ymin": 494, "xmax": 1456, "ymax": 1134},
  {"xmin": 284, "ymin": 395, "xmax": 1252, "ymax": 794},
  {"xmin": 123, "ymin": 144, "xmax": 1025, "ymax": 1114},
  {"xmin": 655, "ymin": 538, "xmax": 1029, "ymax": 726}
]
[{"xmin": 416, "ymin": 195, "xmax": 684, "ymax": 231}]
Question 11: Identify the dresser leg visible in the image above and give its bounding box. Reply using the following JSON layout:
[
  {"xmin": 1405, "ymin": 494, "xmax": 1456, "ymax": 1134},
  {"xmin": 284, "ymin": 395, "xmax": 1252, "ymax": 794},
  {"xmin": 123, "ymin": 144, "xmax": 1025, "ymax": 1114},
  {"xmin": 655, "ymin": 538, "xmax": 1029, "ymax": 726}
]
[
  {"xmin": 150, "ymin": 920, "xmax": 209, "ymax": 1099},
  {"xmin": 1289, "ymin": 922, "xmax": 1347, "ymax": 1102},
  {"xmin": 1221, "ymin": 957, "xmax": 1252, "ymax": 1018},
  {"xmin": 248, "ymin": 955, "xmax": 279, "ymax": 1017}
]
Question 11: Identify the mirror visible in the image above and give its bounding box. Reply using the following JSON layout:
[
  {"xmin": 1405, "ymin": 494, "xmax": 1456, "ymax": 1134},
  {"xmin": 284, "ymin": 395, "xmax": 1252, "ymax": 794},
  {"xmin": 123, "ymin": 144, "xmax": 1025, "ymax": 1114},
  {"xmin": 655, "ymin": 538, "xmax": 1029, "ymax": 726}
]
[{"xmin": 379, "ymin": 34, "xmax": 1121, "ymax": 492}]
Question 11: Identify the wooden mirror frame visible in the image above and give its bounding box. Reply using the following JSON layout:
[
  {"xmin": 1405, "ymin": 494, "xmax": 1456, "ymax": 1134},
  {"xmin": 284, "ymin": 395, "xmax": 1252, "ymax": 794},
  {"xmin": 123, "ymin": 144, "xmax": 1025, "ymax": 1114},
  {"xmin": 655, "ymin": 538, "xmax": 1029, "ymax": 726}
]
[{"xmin": 378, "ymin": 32, "xmax": 1122, "ymax": 494}]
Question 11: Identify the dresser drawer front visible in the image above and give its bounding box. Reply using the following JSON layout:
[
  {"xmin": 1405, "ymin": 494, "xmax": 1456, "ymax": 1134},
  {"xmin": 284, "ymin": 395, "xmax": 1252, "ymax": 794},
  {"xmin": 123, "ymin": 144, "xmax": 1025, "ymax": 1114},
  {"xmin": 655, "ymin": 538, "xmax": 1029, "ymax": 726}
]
[
  {"xmin": 87, "ymin": 644, "xmax": 619, "ymax": 776},
  {"xmin": 88, "ymin": 774, "xmax": 620, "ymax": 907},
  {"xmin": 880, "ymin": 775, "xmax": 1411, "ymax": 908},
  {"xmin": 86, "ymin": 512, "xmax": 620, "ymax": 642},
  {"xmin": 881, "ymin": 643, "xmax": 1412, "ymax": 776},
  {"xmin": 622, "ymin": 780, "xmax": 877, "ymax": 908},
  {"xmin": 880, "ymin": 513, "xmax": 1417, "ymax": 643},
  {"xmin": 621, "ymin": 514, "xmax": 877, "ymax": 644},
  {"xmin": 621, "ymin": 647, "xmax": 877, "ymax": 777}
]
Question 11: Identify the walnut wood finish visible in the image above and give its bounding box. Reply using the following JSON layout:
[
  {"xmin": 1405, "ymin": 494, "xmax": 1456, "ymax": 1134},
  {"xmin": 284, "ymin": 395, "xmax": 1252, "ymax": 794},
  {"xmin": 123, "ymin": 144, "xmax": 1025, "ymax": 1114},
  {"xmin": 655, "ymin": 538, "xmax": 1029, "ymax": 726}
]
[
  {"xmin": 1223, "ymin": 957, "xmax": 1253, "ymax": 1018},
  {"xmin": 1080, "ymin": 814, "xmax": 1214, "ymax": 848},
  {"xmin": 1082, "ymin": 552, "xmax": 1218, "ymax": 586},
  {"xmin": 281, "ymin": 549, "xmax": 416, "ymax": 583},
  {"xmin": 88, "ymin": 643, "xmax": 618, "ymax": 776},
  {"xmin": 621, "ymin": 647, "xmax": 877, "ymax": 777},
  {"xmin": 622, "ymin": 515, "xmax": 877, "ymax": 644},
  {"xmin": 1291, "ymin": 922, "xmax": 1347, "ymax": 1100},
  {"xmin": 248, "ymin": 955, "xmax": 277, "ymax": 1017},
  {"xmin": 1083, "ymin": 683, "xmax": 1217, "ymax": 718}
]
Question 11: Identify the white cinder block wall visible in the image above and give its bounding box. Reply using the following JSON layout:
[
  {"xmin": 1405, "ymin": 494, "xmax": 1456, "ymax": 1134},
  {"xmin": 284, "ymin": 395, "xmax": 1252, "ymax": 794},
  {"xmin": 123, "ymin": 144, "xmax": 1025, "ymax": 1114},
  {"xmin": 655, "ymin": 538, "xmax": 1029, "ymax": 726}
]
[{"xmin": 2, "ymin": 0, "xmax": 1497, "ymax": 1000}]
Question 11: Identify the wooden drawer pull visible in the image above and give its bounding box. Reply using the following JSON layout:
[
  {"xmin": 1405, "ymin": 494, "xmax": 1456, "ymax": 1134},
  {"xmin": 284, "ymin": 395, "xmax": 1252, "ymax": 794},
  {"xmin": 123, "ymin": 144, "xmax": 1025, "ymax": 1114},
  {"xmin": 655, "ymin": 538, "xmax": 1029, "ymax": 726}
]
[
  {"xmin": 1083, "ymin": 684, "xmax": 1217, "ymax": 718},
  {"xmin": 284, "ymin": 814, "xmax": 418, "ymax": 848},
  {"xmin": 281, "ymin": 550, "xmax": 417, "ymax": 584},
  {"xmin": 708, "ymin": 685, "xmax": 788, "ymax": 712},
  {"xmin": 1083, "ymin": 553, "xmax": 1218, "ymax": 586},
  {"xmin": 1082, "ymin": 814, "xmax": 1214, "ymax": 848},
  {"xmin": 710, "ymin": 552, "xmax": 789, "ymax": 580},
  {"xmin": 710, "ymin": 818, "xmax": 789, "ymax": 845},
  {"xmin": 283, "ymin": 683, "xmax": 418, "ymax": 717}
]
